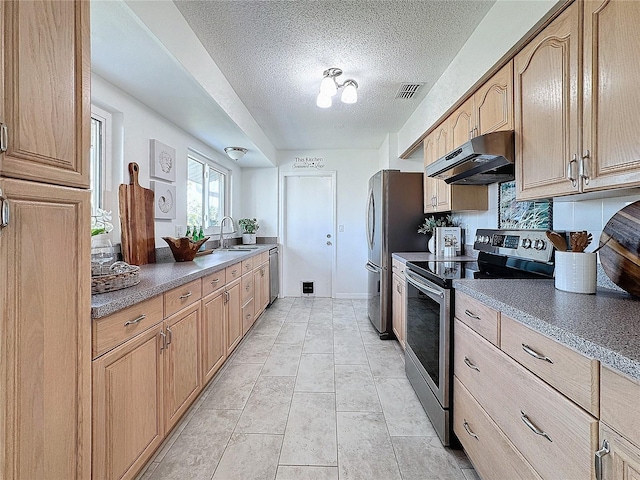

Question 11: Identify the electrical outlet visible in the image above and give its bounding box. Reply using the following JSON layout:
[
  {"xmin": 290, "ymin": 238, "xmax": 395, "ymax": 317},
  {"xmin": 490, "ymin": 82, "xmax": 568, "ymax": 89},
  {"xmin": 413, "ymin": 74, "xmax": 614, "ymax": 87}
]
[
  {"xmin": 339, "ymin": 224, "xmax": 344, "ymax": 232},
  {"xmin": 175, "ymin": 225, "xmax": 184, "ymax": 237}
]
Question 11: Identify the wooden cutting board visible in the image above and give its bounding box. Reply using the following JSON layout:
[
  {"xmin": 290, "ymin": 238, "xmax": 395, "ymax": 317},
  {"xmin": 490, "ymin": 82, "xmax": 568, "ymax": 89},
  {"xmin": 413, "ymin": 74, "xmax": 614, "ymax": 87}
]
[
  {"xmin": 119, "ymin": 162, "xmax": 156, "ymax": 265},
  {"xmin": 599, "ymin": 200, "xmax": 640, "ymax": 297}
]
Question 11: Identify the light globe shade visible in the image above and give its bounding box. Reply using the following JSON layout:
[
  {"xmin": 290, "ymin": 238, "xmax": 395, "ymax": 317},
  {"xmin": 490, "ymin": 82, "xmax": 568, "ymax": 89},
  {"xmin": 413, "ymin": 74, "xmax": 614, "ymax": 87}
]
[
  {"xmin": 341, "ymin": 81, "xmax": 358, "ymax": 104},
  {"xmin": 319, "ymin": 76, "xmax": 337, "ymax": 97},
  {"xmin": 224, "ymin": 147, "xmax": 247, "ymax": 161},
  {"xmin": 316, "ymin": 92, "xmax": 332, "ymax": 108}
]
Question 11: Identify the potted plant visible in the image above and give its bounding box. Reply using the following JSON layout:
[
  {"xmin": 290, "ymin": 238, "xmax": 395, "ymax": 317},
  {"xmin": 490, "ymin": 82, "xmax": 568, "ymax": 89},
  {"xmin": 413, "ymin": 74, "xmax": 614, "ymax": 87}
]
[
  {"xmin": 418, "ymin": 214, "xmax": 458, "ymax": 252},
  {"xmin": 238, "ymin": 218, "xmax": 259, "ymax": 244}
]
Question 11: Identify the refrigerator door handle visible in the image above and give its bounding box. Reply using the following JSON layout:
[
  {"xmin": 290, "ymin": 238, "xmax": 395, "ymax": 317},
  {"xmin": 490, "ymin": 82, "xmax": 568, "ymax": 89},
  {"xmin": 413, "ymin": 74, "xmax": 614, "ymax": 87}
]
[
  {"xmin": 365, "ymin": 261, "xmax": 382, "ymax": 273},
  {"xmin": 366, "ymin": 187, "xmax": 375, "ymax": 250}
]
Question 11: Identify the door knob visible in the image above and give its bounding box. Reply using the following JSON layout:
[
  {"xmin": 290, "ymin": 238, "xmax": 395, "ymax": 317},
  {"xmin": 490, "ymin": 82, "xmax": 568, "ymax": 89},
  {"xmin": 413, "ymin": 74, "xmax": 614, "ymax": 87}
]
[
  {"xmin": 327, "ymin": 241, "xmax": 332, "ymax": 246},
  {"xmin": 326, "ymin": 234, "xmax": 331, "ymax": 238}
]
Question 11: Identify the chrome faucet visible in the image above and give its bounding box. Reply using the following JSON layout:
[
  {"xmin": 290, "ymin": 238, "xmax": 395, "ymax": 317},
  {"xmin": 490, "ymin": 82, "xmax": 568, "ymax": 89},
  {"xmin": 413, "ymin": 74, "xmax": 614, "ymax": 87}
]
[{"xmin": 219, "ymin": 216, "xmax": 235, "ymax": 249}]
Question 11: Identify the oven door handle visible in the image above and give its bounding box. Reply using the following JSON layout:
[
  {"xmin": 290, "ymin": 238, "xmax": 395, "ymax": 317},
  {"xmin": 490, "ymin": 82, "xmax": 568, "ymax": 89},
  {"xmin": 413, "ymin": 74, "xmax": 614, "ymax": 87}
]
[{"xmin": 404, "ymin": 270, "xmax": 445, "ymax": 299}]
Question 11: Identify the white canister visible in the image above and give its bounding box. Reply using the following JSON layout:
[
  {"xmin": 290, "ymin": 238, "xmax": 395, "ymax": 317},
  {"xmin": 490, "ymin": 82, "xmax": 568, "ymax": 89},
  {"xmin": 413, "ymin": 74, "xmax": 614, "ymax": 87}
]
[{"xmin": 554, "ymin": 251, "xmax": 597, "ymax": 294}]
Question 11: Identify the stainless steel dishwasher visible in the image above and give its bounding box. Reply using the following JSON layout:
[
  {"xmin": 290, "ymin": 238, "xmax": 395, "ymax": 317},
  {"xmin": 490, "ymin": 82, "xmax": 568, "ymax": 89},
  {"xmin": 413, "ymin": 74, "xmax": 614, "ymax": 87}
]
[{"xmin": 268, "ymin": 247, "xmax": 279, "ymax": 305}]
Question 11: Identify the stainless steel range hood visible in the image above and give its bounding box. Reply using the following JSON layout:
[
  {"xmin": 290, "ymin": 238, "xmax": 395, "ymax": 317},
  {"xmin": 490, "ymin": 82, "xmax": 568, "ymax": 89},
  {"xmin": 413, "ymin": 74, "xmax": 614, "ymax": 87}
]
[{"xmin": 426, "ymin": 130, "xmax": 515, "ymax": 185}]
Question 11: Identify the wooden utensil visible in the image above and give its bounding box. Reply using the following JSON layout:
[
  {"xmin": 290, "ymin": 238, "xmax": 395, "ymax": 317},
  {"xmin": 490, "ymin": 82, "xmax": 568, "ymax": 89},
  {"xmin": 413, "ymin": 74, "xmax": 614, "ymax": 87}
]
[
  {"xmin": 545, "ymin": 230, "xmax": 567, "ymax": 251},
  {"xmin": 119, "ymin": 162, "xmax": 156, "ymax": 265},
  {"xmin": 570, "ymin": 231, "xmax": 589, "ymax": 253},
  {"xmin": 599, "ymin": 200, "xmax": 640, "ymax": 297}
]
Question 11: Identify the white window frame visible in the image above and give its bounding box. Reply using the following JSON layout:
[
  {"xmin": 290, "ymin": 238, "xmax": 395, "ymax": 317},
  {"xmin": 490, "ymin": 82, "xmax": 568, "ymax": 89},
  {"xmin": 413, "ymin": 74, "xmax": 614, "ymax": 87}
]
[
  {"xmin": 187, "ymin": 149, "xmax": 230, "ymax": 235},
  {"xmin": 90, "ymin": 105, "xmax": 113, "ymax": 214}
]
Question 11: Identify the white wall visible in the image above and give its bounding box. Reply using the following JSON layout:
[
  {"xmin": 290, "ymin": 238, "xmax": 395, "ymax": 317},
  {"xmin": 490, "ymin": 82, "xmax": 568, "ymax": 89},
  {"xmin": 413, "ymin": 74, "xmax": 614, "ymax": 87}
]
[
  {"xmin": 91, "ymin": 74, "xmax": 244, "ymax": 247},
  {"xmin": 378, "ymin": 133, "xmax": 423, "ymax": 173},
  {"xmin": 398, "ymin": 0, "xmax": 561, "ymax": 156},
  {"xmin": 277, "ymin": 149, "xmax": 380, "ymax": 298},
  {"xmin": 240, "ymin": 167, "xmax": 279, "ymax": 238}
]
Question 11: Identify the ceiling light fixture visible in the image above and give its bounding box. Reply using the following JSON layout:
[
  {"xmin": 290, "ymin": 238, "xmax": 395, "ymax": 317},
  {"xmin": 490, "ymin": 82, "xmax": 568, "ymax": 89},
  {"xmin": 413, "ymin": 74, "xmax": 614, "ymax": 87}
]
[
  {"xmin": 224, "ymin": 146, "xmax": 248, "ymax": 161},
  {"xmin": 316, "ymin": 67, "xmax": 359, "ymax": 108}
]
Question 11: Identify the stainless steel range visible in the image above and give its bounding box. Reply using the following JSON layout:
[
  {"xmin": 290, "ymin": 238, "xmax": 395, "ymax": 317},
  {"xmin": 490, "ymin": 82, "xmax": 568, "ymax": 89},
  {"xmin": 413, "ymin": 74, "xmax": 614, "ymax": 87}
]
[{"xmin": 404, "ymin": 229, "xmax": 558, "ymax": 446}]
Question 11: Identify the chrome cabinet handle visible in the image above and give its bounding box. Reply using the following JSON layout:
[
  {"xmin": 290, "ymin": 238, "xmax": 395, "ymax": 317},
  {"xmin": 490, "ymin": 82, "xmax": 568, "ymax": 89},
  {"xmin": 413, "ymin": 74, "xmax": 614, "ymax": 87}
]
[
  {"xmin": 224, "ymin": 291, "xmax": 229, "ymax": 304},
  {"xmin": 0, "ymin": 123, "xmax": 8, "ymax": 153},
  {"xmin": 246, "ymin": 313, "xmax": 251, "ymax": 319},
  {"xmin": 211, "ymin": 279, "xmax": 220, "ymax": 285},
  {"xmin": 463, "ymin": 420, "xmax": 479, "ymax": 439},
  {"xmin": 396, "ymin": 283, "xmax": 402, "ymax": 294},
  {"xmin": 464, "ymin": 309, "xmax": 480, "ymax": 320},
  {"xmin": 124, "ymin": 314, "xmax": 146, "ymax": 327},
  {"xmin": 580, "ymin": 150, "xmax": 591, "ymax": 185},
  {"xmin": 232, "ymin": 269, "xmax": 238, "ymax": 275},
  {"xmin": 567, "ymin": 154, "xmax": 578, "ymax": 187},
  {"xmin": 595, "ymin": 439, "xmax": 610, "ymax": 480},
  {"xmin": 0, "ymin": 188, "xmax": 9, "ymax": 229},
  {"xmin": 464, "ymin": 356, "xmax": 480, "ymax": 372},
  {"xmin": 246, "ymin": 284, "xmax": 250, "ymax": 291},
  {"xmin": 261, "ymin": 268, "xmax": 265, "ymax": 277},
  {"xmin": 521, "ymin": 344, "xmax": 553, "ymax": 364},
  {"xmin": 520, "ymin": 411, "xmax": 552, "ymax": 442},
  {"xmin": 179, "ymin": 291, "xmax": 192, "ymax": 299},
  {"xmin": 159, "ymin": 331, "xmax": 167, "ymax": 351},
  {"xmin": 166, "ymin": 327, "xmax": 172, "ymax": 346},
  {"xmin": 469, "ymin": 129, "xmax": 473, "ymax": 140}
]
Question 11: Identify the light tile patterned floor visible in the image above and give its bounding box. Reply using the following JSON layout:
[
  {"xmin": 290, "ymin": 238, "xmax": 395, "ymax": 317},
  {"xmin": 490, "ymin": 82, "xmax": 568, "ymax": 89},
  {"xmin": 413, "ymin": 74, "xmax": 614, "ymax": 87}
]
[{"xmin": 137, "ymin": 297, "xmax": 479, "ymax": 480}]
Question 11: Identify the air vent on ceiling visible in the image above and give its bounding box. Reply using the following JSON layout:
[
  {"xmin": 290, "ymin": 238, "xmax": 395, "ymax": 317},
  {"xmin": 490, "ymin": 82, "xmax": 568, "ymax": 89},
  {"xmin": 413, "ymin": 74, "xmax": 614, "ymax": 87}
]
[{"xmin": 395, "ymin": 83, "xmax": 424, "ymax": 99}]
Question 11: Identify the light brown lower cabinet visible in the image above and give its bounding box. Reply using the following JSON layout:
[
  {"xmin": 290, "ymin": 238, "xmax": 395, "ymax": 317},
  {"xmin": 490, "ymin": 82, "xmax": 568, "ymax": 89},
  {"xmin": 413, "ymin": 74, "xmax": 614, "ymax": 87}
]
[
  {"xmin": 201, "ymin": 287, "xmax": 227, "ymax": 385},
  {"xmin": 254, "ymin": 260, "xmax": 270, "ymax": 319},
  {"xmin": 226, "ymin": 278, "xmax": 242, "ymax": 355},
  {"xmin": 598, "ymin": 423, "xmax": 640, "ymax": 480},
  {"xmin": 391, "ymin": 272, "xmax": 405, "ymax": 349},
  {"xmin": 164, "ymin": 302, "xmax": 201, "ymax": 432},
  {"xmin": 93, "ymin": 324, "xmax": 165, "ymax": 480},
  {"xmin": 453, "ymin": 377, "xmax": 541, "ymax": 480}
]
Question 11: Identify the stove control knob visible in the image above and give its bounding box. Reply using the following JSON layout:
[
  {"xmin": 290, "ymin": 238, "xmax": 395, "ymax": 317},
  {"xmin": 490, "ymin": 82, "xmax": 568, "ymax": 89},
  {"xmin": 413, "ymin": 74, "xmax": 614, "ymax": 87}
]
[
  {"xmin": 533, "ymin": 239, "xmax": 546, "ymax": 250},
  {"xmin": 522, "ymin": 238, "xmax": 532, "ymax": 249}
]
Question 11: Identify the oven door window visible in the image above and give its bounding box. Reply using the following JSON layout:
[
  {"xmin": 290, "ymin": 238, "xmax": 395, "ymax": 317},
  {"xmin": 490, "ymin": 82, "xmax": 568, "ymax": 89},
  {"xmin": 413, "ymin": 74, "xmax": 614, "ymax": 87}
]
[{"xmin": 406, "ymin": 285, "xmax": 442, "ymax": 387}]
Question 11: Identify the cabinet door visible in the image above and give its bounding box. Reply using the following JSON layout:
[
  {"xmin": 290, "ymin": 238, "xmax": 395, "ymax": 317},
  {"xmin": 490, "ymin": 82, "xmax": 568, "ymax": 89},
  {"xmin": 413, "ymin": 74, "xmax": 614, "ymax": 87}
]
[
  {"xmin": 391, "ymin": 273, "xmax": 405, "ymax": 349},
  {"xmin": 433, "ymin": 124, "xmax": 451, "ymax": 211},
  {"xmin": 449, "ymin": 97, "xmax": 475, "ymax": 149},
  {"xmin": 475, "ymin": 61, "xmax": 514, "ymax": 135},
  {"xmin": 202, "ymin": 289, "xmax": 227, "ymax": 385},
  {"xmin": 0, "ymin": 1, "xmax": 90, "ymax": 188},
  {"xmin": 261, "ymin": 263, "xmax": 270, "ymax": 312},
  {"xmin": 253, "ymin": 268, "xmax": 263, "ymax": 319},
  {"xmin": 582, "ymin": 0, "xmax": 640, "ymax": 191},
  {"xmin": 226, "ymin": 279, "xmax": 242, "ymax": 355},
  {"xmin": 515, "ymin": 3, "xmax": 580, "ymax": 200},
  {"xmin": 164, "ymin": 302, "xmax": 201, "ymax": 431},
  {"xmin": 0, "ymin": 178, "xmax": 90, "ymax": 480},
  {"xmin": 423, "ymin": 134, "xmax": 438, "ymax": 213},
  {"xmin": 599, "ymin": 423, "xmax": 640, "ymax": 480},
  {"xmin": 92, "ymin": 324, "xmax": 164, "ymax": 480}
]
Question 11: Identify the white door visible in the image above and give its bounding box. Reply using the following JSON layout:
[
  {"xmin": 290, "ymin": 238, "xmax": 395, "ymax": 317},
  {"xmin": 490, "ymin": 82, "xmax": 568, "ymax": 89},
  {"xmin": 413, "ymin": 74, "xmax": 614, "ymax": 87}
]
[{"xmin": 281, "ymin": 172, "xmax": 335, "ymax": 297}]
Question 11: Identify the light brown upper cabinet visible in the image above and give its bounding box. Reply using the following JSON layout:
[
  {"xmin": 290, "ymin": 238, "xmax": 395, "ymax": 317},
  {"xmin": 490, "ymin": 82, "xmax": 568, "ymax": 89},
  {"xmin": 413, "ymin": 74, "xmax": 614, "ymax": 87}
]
[
  {"xmin": 582, "ymin": 0, "xmax": 640, "ymax": 192},
  {"xmin": 516, "ymin": 0, "xmax": 640, "ymax": 200},
  {"xmin": 0, "ymin": 1, "xmax": 90, "ymax": 188},
  {"xmin": 515, "ymin": 2, "xmax": 580, "ymax": 200},
  {"xmin": 450, "ymin": 62, "xmax": 514, "ymax": 151}
]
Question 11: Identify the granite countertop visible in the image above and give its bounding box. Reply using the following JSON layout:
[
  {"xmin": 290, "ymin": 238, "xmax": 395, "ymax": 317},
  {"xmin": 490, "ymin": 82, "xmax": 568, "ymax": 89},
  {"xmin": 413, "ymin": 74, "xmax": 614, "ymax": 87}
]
[
  {"xmin": 453, "ymin": 279, "xmax": 640, "ymax": 381},
  {"xmin": 392, "ymin": 251, "xmax": 478, "ymax": 263},
  {"xmin": 91, "ymin": 244, "xmax": 277, "ymax": 319}
]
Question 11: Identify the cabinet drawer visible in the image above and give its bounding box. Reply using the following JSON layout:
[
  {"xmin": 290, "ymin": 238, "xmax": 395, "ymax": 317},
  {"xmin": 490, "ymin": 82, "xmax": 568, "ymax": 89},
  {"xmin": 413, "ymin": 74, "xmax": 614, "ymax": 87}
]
[
  {"xmin": 501, "ymin": 314, "xmax": 599, "ymax": 416},
  {"xmin": 226, "ymin": 262, "xmax": 241, "ymax": 282},
  {"xmin": 391, "ymin": 258, "xmax": 406, "ymax": 276},
  {"xmin": 242, "ymin": 257, "xmax": 254, "ymax": 274},
  {"xmin": 164, "ymin": 279, "xmax": 202, "ymax": 318},
  {"xmin": 202, "ymin": 269, "xmax": 226, "ymax": 297},
  {"xmin": 259, "ymin": 251, "xmax": 269, "ymax": 266},
  {"xmin": 601, "ymin": 366, "xmax": 640, "ymax": 447},
  {"xmin": 455, "ymin": 291, "xmax": 500, "ymax": 346},
  {"xmin": 453, "ymin": 377, "xmax": 541, "ymax": 480},
  {"xmin": 241, "ymin": 273, "xmax": 254, "ymax": 306},
  {"xmin": 92, "ymin": 296, "xmax": 164, "ymax": 359},
  {"xmin": 454, "ymin": 320, "xmax": 597, "ymax": 480},
  {"xmin": 242, "ymin": 298, "xmax": 254, "ymax": 335}
]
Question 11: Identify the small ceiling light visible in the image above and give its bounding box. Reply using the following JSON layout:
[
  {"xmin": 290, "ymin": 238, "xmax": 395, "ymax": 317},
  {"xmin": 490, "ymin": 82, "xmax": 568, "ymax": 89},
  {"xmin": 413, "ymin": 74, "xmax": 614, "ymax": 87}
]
[
  {"xmin": 224, "ymin": 146, "xmax": 248, "ymax": 161},
  {"xmin": 341, "ymin": 80, "xmax": 358, "ymax": 104},
  {"xmin": 316, "ymin": 67, "xmax": 359, "ymax": 108}
]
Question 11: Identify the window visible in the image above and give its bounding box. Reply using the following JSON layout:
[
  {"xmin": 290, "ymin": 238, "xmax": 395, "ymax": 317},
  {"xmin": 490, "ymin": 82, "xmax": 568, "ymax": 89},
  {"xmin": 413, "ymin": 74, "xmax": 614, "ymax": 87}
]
[
  {"xmin": 89, "ymin": 106, "xmax": 113, "ymax": 215},
  {"xmin": 187, "ymin": 151, "xmax": 229, "ymax": 233}
]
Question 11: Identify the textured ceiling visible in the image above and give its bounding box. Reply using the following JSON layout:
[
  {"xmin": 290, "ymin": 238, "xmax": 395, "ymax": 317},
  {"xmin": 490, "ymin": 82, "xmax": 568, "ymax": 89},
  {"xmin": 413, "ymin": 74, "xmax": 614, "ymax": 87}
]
[{"xmin": 174, "ymin": 0, "xmax": 496, "ymax": 151}]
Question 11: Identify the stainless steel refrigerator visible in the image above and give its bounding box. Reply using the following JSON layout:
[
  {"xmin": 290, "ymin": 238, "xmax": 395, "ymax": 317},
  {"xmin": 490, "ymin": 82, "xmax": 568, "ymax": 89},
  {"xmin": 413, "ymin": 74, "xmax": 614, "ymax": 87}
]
[{"xmin": 365, "ymin": 170, "xmax": 425, "ymax": 338}]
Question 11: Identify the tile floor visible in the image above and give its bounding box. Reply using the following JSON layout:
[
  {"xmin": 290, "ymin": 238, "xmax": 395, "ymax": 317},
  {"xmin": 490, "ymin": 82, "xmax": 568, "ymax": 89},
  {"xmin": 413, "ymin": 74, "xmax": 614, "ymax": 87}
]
[{"xmin": 137, "ymin": 297, "xmax": 480, "ymax": 480}]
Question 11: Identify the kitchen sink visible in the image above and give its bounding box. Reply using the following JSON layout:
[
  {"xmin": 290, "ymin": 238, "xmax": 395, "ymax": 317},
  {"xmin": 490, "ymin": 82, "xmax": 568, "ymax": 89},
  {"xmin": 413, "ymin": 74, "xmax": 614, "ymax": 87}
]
[{"xmin": 228, "ymin": 245, "xmax": 261, "ymax": 250}]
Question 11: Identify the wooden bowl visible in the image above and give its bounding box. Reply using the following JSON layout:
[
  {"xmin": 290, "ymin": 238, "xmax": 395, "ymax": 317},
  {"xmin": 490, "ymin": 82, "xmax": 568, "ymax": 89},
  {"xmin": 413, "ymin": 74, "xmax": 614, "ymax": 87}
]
[{"xmin": 162, "ymin": 236, "xmax": 210, "ymax": 262}]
